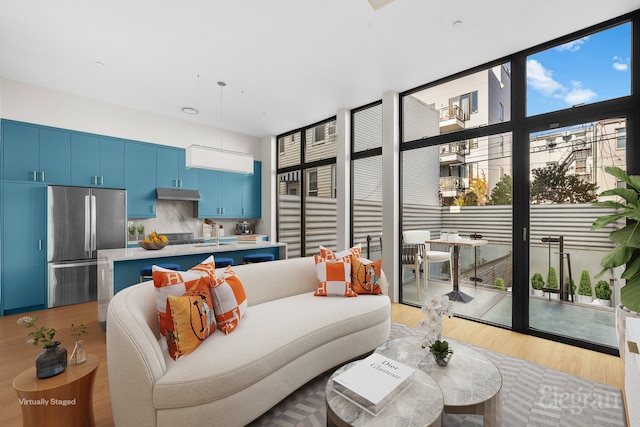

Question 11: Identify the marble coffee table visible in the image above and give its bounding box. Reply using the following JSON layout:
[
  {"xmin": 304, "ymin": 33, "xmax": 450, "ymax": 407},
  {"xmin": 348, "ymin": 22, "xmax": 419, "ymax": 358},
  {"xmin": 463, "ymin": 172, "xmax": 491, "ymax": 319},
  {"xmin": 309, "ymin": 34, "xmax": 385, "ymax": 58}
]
[
  {"xmin": 376, "ymin": 336, "xmax": 503, "ymax": 427},
  {"xmin": 326, "ymin": 359, "xmax": 444, "ymax": 426}
]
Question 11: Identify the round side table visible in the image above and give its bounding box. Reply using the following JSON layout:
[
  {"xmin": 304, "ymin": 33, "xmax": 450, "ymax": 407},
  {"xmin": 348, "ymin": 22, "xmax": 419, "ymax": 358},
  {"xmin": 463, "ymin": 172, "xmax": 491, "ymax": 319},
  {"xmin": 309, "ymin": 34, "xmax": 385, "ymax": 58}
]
[{"xmin": 13, "ymin": 353, "xmax": 99, "ymax": 427}]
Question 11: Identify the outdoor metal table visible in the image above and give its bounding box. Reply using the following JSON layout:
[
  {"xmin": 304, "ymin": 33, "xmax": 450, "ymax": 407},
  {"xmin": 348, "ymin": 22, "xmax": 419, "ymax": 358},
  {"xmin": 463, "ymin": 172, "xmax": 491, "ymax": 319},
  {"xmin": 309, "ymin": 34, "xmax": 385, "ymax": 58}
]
[{"xmin": 425, "ymin": 238, "xmax": 488, "ymax": 303}]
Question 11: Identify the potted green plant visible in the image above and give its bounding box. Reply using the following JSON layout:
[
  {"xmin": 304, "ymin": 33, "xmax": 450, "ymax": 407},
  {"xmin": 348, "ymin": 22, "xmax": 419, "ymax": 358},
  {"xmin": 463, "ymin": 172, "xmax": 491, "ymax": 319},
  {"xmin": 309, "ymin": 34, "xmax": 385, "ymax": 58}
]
[
  {"xmin": 577, "ymin": 270, "xmax": 593, "ymax": 304},
  {"xmin": 128, "ymin": 224, "xmax": 137, "ymax": 241},
  {"xmin": 494, "ymin": 277, "xmax": 505, "ymax": 291},
  {"xmin": 595, "ymin": 280, "xmax": 612, "ymax": 307},
  {"xmin": 137, "ymin": 224, "xmax": 145, "ymax": 241},
  {"xmin": 417, "ymin": 295, "xmax": 454, "ymax": 366},
  {"xmin": 428, "ymin": 339, "xmax": 453, "ymax": 366},
  {"xmin": 591, "ymin": 166, "xmax": 640, "ymax": 357},
  {"xmin": 531, "ymin": 272, "xmax": 544, "ymax": 296},
  {"xmin": 546, "ymin": 266, "xmax": 559, "ymax": 299}
]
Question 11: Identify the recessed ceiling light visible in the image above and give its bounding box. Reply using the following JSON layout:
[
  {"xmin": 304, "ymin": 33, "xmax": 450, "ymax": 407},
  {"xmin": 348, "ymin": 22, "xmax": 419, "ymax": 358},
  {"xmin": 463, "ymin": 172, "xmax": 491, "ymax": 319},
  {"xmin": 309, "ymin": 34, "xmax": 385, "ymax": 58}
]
[
  {"xmin": 452, "ymin": 20, "xmax": 462, "ymax": 27},
  {"xmin": 95, "ymin": 61, "xmax": 105, "ymax": 66},
  {"xmin": 181, "ymin": 107, "xmax": 199, "ymax": 115}
]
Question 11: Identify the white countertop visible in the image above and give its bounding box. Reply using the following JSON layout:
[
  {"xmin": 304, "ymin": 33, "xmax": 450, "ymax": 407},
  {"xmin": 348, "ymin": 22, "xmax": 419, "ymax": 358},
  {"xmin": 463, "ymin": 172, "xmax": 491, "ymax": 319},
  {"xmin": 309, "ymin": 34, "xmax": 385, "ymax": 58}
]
[
  {"xmin": 100, "ymin": 240, "xmax": 286, "ymax": 262},
  {"xmin": 97, "ymin": 240, "xmax": 287, "ymax": 323}
]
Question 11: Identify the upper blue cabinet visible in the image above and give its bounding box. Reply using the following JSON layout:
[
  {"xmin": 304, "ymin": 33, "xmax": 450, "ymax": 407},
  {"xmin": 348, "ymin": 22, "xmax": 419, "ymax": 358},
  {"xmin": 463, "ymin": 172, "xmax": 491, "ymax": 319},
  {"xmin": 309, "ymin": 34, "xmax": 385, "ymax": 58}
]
[
  {"xmin": 156, "ymin": 146, "xmax": 198, "ymax": 190},
  {"xmin": 125, "ymin": 141, "xmax": 157, "ymax": 218},
  {"xmin": 2, "ymin": 121, "xmax": 70, "ymax": 184},
  {"xmin": 196, "ymin": 160, "xmax": 262, "ymax": 219},
  {"xmin": 70, "ymin": 134, "xmax": 125, "ymax": 188},
  {"xmin": 243, "ymin": 161, "xmax": 262, "ymax": 218}
]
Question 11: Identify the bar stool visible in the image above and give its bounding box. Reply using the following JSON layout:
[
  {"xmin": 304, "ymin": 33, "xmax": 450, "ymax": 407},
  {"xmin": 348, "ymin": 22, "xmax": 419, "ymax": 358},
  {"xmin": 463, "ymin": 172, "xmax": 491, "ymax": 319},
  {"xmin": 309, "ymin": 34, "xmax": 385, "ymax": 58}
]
[
  {"xmin": 140, "ymin": 263, "xmax": 181, "ymax": 282},
  {"xmin": 215, "ymin": 257, "xmax": 235, "ymax": 268},
  {"xmin": 243, "ymin": 253, "xmax": 275, "ymax": 264}
]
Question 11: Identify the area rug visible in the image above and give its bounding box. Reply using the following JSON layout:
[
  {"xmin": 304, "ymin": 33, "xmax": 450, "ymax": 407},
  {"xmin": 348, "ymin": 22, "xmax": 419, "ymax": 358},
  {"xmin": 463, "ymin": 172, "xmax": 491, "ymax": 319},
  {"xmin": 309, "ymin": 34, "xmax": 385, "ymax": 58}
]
[{"xmin": 248, "ymin": 322, "xmax": 626, "ymax": 427}]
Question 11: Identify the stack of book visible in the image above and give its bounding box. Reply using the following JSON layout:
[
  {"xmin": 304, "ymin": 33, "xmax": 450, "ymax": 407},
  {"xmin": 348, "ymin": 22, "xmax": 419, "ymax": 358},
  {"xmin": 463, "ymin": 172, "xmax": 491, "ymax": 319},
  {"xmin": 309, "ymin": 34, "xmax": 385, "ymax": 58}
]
[
  {"xmin": 332, "ymin": 353, "xmax": 415, "ymax": 415},
  {"xmin": 237, "ymin": 235, "xmax": 258, "ymax": 244}
]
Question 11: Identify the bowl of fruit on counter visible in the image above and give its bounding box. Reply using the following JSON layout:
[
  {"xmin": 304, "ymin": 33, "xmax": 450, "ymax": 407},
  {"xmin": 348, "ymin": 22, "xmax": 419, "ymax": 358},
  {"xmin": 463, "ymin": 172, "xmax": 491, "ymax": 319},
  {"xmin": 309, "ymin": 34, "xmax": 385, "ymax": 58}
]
[{"xmin": 139, "ymin": 232, "xmax": 169, "ymax": 250}]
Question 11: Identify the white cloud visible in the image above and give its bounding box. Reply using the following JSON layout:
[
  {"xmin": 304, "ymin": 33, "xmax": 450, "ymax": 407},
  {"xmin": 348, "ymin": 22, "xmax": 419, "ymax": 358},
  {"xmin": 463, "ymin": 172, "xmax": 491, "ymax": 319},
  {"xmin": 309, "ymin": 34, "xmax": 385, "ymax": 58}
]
[
  {"xmin": 526, "ymin": 59, "xmax": 564, "ymax": 96},
  {"xmin": 612, "ymin": 56, "xmax": 630, "ymax": 71},
  {"xmin": 564, "ymin": 81, "xmax": 597, "ymax": 105},
  {"xmin": 527, "ymin": 60, "xmax": 597, "ymax": 106},
  {"xmin": 555, "ymin": 36, "xmax": 590, "ymax": 52}
]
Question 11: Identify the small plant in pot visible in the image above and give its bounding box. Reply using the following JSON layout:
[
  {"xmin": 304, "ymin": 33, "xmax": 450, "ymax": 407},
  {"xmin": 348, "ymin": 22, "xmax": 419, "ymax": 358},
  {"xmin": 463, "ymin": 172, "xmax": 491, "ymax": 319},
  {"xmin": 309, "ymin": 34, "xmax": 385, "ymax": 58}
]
[
  {"xmin": 595, "ymin": 280, "xmax": 612, "ymax": 307},
  {"xmin": 428, "ymin": 339, "xmax": 453, "ymax": 366},
  {"xmin": 546, "ymin": 266, "xmax": 560, "ymax": 299},
  {"xmin": 494, "ymin": 277, "xmax": 506, "ymax": 291},
  {"xmin": 531, "ymin": 272, "xmax": 544, "ymax": 296},
  {"xmin": 577, "ymin": 270, "xmax": 593, "ymax": 304}
]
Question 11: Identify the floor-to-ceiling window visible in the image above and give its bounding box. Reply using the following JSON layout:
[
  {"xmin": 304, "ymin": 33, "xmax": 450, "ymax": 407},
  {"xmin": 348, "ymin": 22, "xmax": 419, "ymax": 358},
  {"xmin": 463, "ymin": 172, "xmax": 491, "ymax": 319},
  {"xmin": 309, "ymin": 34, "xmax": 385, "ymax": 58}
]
[
  {"xmin": 277, "ymin": 118, "xmax": 337, "ymax": 258},
  {"xmin": 351, "ymin": 102, "xmax": 383, "ymax": 260},
  {"xmin": 523, "ymin": 21, "xmax": 632, "ymax": 350},
  {"xmin": 399, "ymin": 64, "xmax": 514, "ymax": 324},
  {"xmin": 398, "ymin": 15, "xmax": 636, "ymax": 354}
]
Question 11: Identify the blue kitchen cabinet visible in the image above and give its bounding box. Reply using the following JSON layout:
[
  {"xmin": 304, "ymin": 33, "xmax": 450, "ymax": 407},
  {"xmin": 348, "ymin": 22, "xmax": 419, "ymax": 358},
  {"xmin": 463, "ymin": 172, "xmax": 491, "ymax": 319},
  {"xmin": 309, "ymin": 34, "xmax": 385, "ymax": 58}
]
[
  {"xmin": 221, "ymin": 172, "xmax": 244, "ymax": 217},
  {"xmin": 156, "ymin": 146, "xmax": 198, "ymax": 190},
  {"xmin": 71, "ymin": 134, "xmax": 125, "ymax": 188},
  {"xmin": 125, "ymin": 141, "xmax": 157, "ymax": 218},
  {"xmin": 2, "ymin": 120, "xmax": 70, "ymax": 184},
  {"xmin": 196, "ymin": 169, "xmax": 243, "ymax": 218},
  {"xmin": 242, "ymin": 161, "xmax": 262, "ymax": 218},
  {"xmin": 196, "ymin": 162, "xmax": 262, "ymax": 219},
  {"xmin": 196, "ymin": 168, "xmax": 222, "ymax": 218},
  {"xmin": 99, "ymin": 137, "xmax": 126, "ymax": 188},
  {"xmin": 1, "ymin": 182, "xmax": 47, "ymax": 315}
]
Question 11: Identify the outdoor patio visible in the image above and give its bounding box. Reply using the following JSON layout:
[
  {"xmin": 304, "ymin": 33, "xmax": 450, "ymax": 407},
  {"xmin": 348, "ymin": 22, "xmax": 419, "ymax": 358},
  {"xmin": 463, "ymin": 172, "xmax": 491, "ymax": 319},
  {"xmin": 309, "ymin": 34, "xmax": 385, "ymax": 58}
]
[{"xmin": 401, "ymin": 274, "xmax": 618, "ymax": 348}]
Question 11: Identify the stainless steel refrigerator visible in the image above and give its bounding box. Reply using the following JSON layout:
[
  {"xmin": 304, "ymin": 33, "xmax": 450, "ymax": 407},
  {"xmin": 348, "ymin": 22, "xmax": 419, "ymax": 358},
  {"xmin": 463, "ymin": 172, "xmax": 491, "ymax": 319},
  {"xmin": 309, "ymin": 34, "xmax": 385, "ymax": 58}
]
[{"xmin": 47, "ymin": 186, "xmax": 127, "ymax": 307}]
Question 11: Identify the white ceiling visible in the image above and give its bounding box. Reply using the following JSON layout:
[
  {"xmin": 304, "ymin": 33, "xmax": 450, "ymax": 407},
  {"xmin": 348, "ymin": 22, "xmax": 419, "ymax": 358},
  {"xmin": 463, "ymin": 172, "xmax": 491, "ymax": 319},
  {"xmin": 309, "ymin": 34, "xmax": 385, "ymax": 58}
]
[{"xmin": 1, "ymin": 0, "xmax": 639, "ymax": 138}]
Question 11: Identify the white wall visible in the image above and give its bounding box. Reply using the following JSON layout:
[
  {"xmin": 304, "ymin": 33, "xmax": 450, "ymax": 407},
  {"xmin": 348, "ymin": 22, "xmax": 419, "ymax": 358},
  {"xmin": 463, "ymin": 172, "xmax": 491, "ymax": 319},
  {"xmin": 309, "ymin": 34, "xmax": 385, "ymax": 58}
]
[{"xmin": 0, "ymin": 78, "xmax": 262, "ymax": 159}]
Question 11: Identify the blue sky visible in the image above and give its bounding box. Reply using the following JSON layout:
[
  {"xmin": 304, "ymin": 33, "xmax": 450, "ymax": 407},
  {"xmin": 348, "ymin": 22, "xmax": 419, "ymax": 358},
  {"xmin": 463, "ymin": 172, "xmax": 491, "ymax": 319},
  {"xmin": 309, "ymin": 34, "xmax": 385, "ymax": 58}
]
[{"xmin": 526, "ymin": 22, "xmax": 631, "ymax": 116}]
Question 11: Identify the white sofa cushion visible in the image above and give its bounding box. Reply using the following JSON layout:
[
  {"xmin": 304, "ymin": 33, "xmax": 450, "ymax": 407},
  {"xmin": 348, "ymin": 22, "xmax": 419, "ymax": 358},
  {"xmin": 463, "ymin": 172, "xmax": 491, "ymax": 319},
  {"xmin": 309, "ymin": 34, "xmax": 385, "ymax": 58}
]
[{"xmin": 153, "ymin": 291, "xmax": 390, "ymax": 409}]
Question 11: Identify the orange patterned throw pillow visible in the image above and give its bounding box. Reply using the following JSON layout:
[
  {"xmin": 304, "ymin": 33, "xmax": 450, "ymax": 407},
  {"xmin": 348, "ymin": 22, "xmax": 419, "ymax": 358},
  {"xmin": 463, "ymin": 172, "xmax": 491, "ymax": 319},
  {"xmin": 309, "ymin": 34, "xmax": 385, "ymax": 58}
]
[
  {"xmin": 209, "ymin": 266, "xmax": 247, "ymax": 334},
  {"xmin": 165, "ymin": 277, "xmax": 216, "ymax": 360},
  {"xmin": 313, "ymin": 255, "xmax": 357, "ymax": 297},
  {"xmin": 153, "ymin": 255, "xmax": 216, "ymax": 336},
  {"xmin": 352, "ymin": 258, "xmax": 384, "ymax": 295}
]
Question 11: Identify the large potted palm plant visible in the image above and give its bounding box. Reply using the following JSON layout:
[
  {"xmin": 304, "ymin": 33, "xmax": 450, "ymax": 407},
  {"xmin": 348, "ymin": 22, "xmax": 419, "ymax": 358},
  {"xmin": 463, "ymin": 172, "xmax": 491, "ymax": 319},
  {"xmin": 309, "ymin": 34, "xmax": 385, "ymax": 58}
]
[{"xmin": 591, "ymin": 166, "xmax": 640, "ymax": 356}]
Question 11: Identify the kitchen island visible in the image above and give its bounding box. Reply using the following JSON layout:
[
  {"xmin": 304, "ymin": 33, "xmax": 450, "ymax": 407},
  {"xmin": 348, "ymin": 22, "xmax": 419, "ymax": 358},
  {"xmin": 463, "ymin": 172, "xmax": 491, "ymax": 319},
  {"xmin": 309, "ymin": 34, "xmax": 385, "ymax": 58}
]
[{"xmin": 98, "ymin": 241, "xmax": 287, "ymax": 322}]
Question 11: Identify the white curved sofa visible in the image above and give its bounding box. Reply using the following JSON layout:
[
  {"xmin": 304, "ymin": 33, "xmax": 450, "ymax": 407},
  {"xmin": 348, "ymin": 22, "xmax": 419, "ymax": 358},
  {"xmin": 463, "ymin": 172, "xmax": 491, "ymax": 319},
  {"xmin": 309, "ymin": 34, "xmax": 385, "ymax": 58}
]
[{"xmin": 106, "ymin": 256, "xmax": 391, "ymax": 426}]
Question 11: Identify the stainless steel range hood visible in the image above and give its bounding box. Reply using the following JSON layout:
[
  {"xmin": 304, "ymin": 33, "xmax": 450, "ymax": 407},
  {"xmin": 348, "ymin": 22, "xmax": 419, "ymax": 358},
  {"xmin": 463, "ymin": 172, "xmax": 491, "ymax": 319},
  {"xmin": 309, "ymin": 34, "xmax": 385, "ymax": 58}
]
[{"xmin": 156, "ymin": 188, "xmax": 201, "ymax": 201}]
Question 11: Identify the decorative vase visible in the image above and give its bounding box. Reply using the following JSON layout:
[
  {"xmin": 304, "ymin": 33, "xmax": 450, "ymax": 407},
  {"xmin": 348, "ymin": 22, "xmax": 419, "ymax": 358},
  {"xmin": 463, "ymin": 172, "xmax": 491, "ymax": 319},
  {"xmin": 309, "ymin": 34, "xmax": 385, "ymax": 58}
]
[
  {"xmin": 35, "ymin": 341, "xmax": 67, "ymax": 379},
  {"xmin": 433, "ymin": 352, "xmax": 452, "ymax": 366},
  {"xmin": 70, "ymin": 339, "xmax": 87, "ymax": 364}
]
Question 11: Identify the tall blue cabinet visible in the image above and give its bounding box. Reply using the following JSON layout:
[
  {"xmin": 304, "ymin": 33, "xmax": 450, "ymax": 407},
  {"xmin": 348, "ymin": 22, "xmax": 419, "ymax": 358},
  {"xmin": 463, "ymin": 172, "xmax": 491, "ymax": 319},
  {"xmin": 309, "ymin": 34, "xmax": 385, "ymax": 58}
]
[{"xmin": 1, "ymin": 182, "xmax": 47, "ymax": 315}]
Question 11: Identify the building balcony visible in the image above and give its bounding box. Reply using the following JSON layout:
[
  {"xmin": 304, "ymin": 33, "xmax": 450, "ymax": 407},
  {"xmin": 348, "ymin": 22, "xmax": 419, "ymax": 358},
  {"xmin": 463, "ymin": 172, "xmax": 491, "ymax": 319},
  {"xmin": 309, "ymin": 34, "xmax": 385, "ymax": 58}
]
[
  {"xmin": 439, "ymin": 106, "xmax": 465, "ymax": 133},
  {"xmin": 439, "ymin": 151, "xmax": 466, "ymax": 165}
]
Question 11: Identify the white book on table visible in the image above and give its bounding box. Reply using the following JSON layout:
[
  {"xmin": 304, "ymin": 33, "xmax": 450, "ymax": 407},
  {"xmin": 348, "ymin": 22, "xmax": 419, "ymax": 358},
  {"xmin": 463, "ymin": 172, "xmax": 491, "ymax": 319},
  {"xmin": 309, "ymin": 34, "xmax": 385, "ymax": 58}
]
[{"xmin": 332, "ymin": 352, "xmax": 415, "ymax": 415}]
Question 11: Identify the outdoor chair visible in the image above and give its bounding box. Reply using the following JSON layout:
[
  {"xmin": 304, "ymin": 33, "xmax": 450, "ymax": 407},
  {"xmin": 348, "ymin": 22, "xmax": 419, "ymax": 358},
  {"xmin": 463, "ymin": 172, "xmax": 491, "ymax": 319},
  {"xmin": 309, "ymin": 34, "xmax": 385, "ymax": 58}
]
[{"xmin": 403, "ymin": 230, "xmax": 453, "ymax": 296}]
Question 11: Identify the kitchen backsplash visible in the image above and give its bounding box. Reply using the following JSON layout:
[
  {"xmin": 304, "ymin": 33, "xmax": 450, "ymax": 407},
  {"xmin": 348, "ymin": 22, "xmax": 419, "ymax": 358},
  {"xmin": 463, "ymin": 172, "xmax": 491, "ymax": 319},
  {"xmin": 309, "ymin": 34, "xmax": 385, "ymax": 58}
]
[{"xmin": 128, "ymin": 200, "xmax": 250, "ymax": 238}]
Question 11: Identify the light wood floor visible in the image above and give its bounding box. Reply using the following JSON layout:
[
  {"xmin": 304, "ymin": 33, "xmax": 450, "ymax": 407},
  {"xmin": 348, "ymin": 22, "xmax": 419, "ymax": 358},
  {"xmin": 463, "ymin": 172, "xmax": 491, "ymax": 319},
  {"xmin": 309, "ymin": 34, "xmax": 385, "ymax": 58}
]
[{"xmin": 0, "ymin": 301, "xmax": 626, "ymax": 427}]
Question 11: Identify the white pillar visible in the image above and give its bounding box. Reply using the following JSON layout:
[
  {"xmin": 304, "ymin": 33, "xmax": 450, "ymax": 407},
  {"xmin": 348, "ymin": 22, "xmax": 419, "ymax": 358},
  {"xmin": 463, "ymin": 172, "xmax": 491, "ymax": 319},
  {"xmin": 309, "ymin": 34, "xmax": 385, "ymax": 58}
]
[
  {"xmin": 382, "ymin": 91, "xmax": 400, "ymax": 302},
  {"xmin": 259, "ymin": 135, "xmax": 277, "ymax": 242},
  {"xmin": 336, "ymin": 108, "xmax": 351, "ymax": 251}
]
